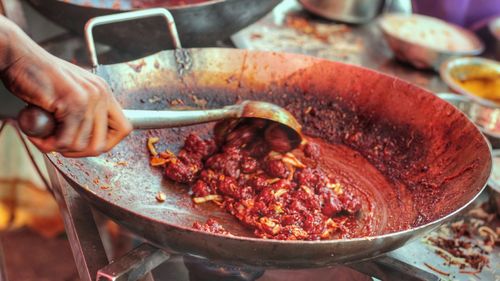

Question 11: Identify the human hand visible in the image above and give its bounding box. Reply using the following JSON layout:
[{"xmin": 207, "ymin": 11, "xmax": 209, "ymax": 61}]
[{"xmin": 0, "ymin": 17, "xmax": 132, "ymax": 157}]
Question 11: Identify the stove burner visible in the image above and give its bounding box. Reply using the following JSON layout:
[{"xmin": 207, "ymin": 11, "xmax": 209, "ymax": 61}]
[{"xmin": 184, "ymin": 256, "xmax": 264, "ymax": 281}]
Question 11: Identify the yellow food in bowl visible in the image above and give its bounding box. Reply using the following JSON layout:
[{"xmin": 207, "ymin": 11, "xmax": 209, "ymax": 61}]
[{"xmin": 450, "ymin": 65, "xmax": 500, "ymax": 103}]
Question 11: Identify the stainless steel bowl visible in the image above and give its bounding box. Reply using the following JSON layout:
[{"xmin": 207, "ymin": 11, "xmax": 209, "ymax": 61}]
[
  {"xmin": 437, "ymin": 93, "xmax": 500, "ymax": 148},
  {"xmin": 299, "ymin": 0, "xmax": 384, "ymax": 24},
  {"xmin": 488, "ymin": 16, "xmax": 500, "ymax": 59},
  {"xmin": 379, "ymin": 14, "xmax": 484, "ymax": 70},
  {"xmin": 488, "ymin": 149, "xmax": 500, "ymax": 215},
  {"xmin": 440, "ymin": 57, "xmax": 500, "ymax": 107}
]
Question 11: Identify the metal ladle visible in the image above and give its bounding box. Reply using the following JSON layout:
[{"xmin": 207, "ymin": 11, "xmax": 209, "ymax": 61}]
[{"xmin": 18, "ymin": 101, "xmax": 304, "ymax": 151}]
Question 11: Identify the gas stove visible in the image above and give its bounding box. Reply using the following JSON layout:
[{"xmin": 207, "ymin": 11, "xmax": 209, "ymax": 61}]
[{"xmin": 1, "ymin": 1, "xmax": 498, "ymax": 281}]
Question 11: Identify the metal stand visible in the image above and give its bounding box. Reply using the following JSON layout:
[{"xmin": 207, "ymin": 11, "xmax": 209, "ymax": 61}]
[
  {"xmin": 96, "ymin": 244, "xmax": 169, "ymax": 281},
  {"xmin": 349, "ymin": 255, "xmax": 439, "ymax": 281},
  {"xmin": 44, "ymin": 157, "xmax": 169, "ymax": 281},
  {"xmin": 184, "ymin": 256, "xmax": 265, "ymax": 281}
]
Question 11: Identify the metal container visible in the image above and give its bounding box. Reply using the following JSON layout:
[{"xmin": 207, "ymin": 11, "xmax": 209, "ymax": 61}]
[
  {"xmin": 27, "ymin": 0, "xmax": 281, "ymax": 55},
  {"xmin": 440, "ymin": 57, "xmax": 500, "ymax": 107},
  {"xmin": 379, "ymin": 14, "xmax": 484, "ymax": 70},
  {"xmin": 437, "ymin": 93, "xmax": 500, "ymax": 148},
  {"xmin": 488, "ymin": 150, "xmax": 500, "ymax": 215},
  {"xmin": 299, "ymin": 0, "xmax": 384, "ymax": 24},
  {"xmin": 488, "ymin": 16, "xmax": 500, "ymax": 59}
]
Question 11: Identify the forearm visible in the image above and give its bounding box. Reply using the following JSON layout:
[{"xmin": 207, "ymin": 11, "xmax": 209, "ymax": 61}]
[
  {"xmin": 0, "ymin": 16, "xmax": 21, "ymax": 71},
  {"xmin": 0, "ymin": 16, "xmax": 132, "ymax": 156},
  {"xmin": 0, "ymin": 15, "xmax": 45, "ymax": 73}
]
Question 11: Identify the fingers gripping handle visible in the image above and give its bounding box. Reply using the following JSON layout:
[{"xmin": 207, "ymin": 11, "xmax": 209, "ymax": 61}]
[
  {"xmin": 17, "ymin": 106, "xmax": 240, "ymax": 138},
  {"xmin": 20, "ymin": 9, "xmax": 183, "ymax": 138},
  {"xmin": 18, "ymin": 106, "xmax": 56, "ymax": 138}
]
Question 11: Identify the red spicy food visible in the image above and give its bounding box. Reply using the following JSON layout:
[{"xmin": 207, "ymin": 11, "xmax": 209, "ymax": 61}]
[
  {"xmin": 424, "ymin": 216, "xmax": 496, "ymax": 272},
  {"xmin": 192, "ymin": 218, "xmax": 232, "ymax": 236},
  {"xmin": 132, "ymin": 0, "xmax": 209, "ymax": 8},
  {"xmin": 149, "ymin": 119, "xmax": 361, "ymax": 240}
]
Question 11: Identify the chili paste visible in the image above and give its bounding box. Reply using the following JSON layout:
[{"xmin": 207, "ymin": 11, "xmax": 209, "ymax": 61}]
[{"xmin": 149, "ymin": 119, "xmax": 361, "ymax": 240}]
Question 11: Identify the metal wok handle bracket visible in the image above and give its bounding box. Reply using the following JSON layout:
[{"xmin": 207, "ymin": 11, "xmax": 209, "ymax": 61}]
[{"xmin": 84, "ymin": 8, "xmax": 182, "ymax": 67}]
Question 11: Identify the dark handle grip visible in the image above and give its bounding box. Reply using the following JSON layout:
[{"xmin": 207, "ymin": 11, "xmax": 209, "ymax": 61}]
[{"xmin": 18, "ymin": 106, "xmax": 56, "ymax": 138}]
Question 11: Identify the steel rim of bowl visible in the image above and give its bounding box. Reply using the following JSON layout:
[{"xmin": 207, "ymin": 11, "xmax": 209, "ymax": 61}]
[
  {"xmin": 437, "ymin": 93, "xmax": 500, "ymax": 141},
  {"xmin": 488, "ymin": 149, "xmax": 500, "ymax": 191},
  {"xmin": 298, "ymin": 0, "xmax": 382, "ymax": 24},
  {"xmin": 440, "ymin": 57, "xmax": 500, "ymax": 108},
  {"xmin": 488, "ymin": 16, "xmax": 500, "ymax": 40}
]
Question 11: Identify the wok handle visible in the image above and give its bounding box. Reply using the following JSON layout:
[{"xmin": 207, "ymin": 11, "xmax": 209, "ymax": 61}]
[
  {"xmin": 17, "ymin": 106, "xmax": 241, "ymax": 138},
  {"xmin": 17, "ymin": 106, "xmax": 56, "ymax": 139},
  {"xmin": 85, "ymin": 8, "xmax": 182, "ymax": 67}
]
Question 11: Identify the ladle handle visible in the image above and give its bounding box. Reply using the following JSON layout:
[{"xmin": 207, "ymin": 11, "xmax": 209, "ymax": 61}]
[
  {"xmin": 18, "ymin": 106, "xmax": 241, "ymax": 138},
  {"xmin": 123, "ymin": 108, "xmax": 240, "ymax": 129}
]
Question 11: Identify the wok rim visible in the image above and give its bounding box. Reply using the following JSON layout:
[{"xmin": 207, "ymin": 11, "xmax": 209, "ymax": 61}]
[
  {"xmin": 47, "ymin": 47, "xmax": 492, "ymax": 248},
  {"xmin": 53, "ymin": 0, "xmax": 235, "ymax": 11}
]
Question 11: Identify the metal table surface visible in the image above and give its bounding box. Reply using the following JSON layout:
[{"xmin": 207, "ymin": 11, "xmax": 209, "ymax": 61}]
[{"xmin": 232, "ymin": 0, "xmax": 456, "ymax": 94}]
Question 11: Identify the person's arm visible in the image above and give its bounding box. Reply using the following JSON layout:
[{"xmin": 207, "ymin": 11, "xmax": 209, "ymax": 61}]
[{"xmin": 0, "ymin": 16, "xmax": 132, "ymax": 157}]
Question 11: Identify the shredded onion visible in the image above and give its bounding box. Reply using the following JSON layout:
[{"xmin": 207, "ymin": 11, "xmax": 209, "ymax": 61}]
[
  {"xmin": 193, "ymin": 195, "xmax": 223, "ymax": 204},
  {"xmin": 423, "ymin": 263, "xmax": 450, "ymax": 276},
  {"xmin": 147, "ymin": 137, "xmax": 160, "ymax": 156}
]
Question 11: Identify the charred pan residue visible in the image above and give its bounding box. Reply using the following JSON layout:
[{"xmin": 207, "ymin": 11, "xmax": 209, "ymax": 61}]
[
  {"xmin": 264, "ymin": 94, "xmax": 428, "ymax": 188},
  {"xmin": 175, "ymin": 49, "xmax": 193, "ymax": 76}
]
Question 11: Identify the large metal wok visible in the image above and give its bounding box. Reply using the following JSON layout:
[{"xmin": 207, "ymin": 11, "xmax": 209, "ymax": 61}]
[
  {"xmin": 27, "ymin": 0, "xmax": 280, "ymax": 56},
  {"xmin": 47, "ymin": 9, "xmax": 491, "ymax": 268}
]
